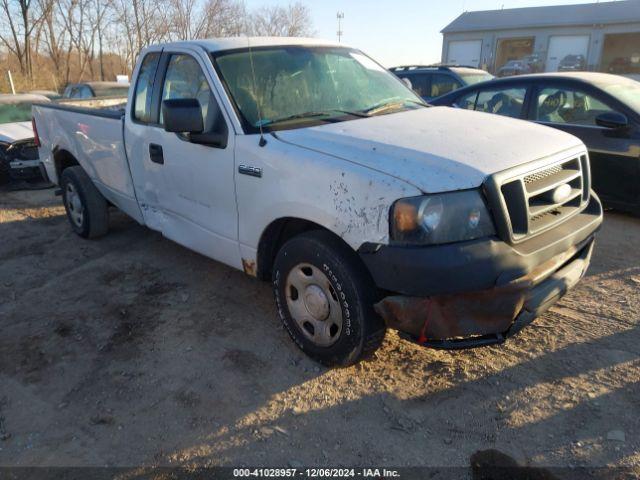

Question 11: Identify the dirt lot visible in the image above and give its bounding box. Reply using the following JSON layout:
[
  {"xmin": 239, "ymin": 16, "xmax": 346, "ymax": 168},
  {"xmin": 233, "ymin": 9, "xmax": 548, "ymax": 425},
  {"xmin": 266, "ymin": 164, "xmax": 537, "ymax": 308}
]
[{"xmin": 0, "ymin": 188, "xmax": 638, "ymax": 472}]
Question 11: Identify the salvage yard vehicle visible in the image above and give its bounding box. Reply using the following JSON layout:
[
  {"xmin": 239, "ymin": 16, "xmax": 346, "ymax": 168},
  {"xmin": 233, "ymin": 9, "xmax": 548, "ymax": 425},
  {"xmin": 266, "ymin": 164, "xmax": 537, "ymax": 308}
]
[
  {"xmin": 389, "ymin": 65, "xmax": 493, "ymax": 101},
  {"xmin": 0, "ymin": 93, "xmax": 51, "ymax": 186},
  {"xmin": 431, "ymin": 72, "xmax": 640, "ymax": 214},
  {"xmin": 558, "ymin": 54, "xmax": 587, "ymax": 72},
  {"xmin": 498, "ymin": 60, "xmax": 531, "ymax": 77},
  {"xmin": 33, "ymin": 38, "xmax": 603, "ymax": 366},
  {"xmin": 62, "ymin": 81, "xmax": 129, "ymax": 99}
]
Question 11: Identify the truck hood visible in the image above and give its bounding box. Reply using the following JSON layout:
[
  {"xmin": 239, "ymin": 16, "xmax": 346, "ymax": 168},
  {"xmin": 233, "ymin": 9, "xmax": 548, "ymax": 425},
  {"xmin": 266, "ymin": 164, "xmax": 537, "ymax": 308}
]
[
  {"xmin": 0, "ymin": 121, "xmax": 34, "ymax": 144},
  {"xmin": 275, "ymin": 107, "xmax": 584, "ymax": 193}
]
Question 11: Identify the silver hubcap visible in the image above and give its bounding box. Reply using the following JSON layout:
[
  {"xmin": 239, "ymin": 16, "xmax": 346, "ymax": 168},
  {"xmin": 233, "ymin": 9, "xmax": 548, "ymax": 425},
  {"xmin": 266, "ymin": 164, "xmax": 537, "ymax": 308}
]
[
  {"xmin": 65, "ymin": 183, "xmax": 84, "ymax": 227},
  {"xmin": 285, "ymin": 263, "xmax": 343, "ymax": 347}
]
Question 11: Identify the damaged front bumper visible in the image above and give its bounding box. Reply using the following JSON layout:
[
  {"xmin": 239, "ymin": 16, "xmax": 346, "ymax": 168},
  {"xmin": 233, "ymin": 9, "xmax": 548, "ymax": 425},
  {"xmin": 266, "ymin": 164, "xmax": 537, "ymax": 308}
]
[
  {"xmin": 359, "ymin": 195, "xmax": 603, "ymax": 349},
  {"xmin": 1, "ymin": 139, "xmax": 48, "ymax": 183}
]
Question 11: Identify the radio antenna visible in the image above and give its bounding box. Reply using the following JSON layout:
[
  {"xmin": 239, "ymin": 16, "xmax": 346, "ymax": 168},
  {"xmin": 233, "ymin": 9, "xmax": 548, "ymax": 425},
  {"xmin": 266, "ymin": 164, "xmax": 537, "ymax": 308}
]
[{"xmin": 247, "ymin": 37, "xmax": 267, "ymax": 147}]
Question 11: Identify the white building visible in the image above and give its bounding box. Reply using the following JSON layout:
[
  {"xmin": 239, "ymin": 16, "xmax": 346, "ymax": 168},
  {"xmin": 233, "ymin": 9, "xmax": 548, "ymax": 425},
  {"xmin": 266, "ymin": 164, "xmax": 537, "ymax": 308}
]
[{"xmin": 441, "ymin": 0, "xmax": 640, "ymax": 75}]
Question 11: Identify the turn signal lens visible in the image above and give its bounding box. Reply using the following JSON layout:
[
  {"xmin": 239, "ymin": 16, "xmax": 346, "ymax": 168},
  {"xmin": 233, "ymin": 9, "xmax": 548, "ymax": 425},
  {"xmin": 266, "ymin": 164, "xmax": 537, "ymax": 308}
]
[{"xmin": 393, "ymin": 201, "xmax": 418, "ymax": 232}]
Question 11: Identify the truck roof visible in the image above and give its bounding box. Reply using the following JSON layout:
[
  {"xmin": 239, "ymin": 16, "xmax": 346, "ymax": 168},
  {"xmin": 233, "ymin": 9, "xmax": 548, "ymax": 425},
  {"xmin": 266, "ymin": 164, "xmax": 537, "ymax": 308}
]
[{"xmin": 159, "ymin": 37, "xmax": 345, "ymax": 53}]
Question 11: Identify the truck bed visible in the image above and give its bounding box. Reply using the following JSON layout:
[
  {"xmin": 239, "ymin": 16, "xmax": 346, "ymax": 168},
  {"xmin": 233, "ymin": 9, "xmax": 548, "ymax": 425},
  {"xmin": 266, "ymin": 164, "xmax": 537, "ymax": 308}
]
[
  {"xmin": 33, "ymin": 97, "xmax": 144, "ymax": 224},
  {"xmin": 38, "ymin": 96, "xmax": 128, "ymax": 119}
]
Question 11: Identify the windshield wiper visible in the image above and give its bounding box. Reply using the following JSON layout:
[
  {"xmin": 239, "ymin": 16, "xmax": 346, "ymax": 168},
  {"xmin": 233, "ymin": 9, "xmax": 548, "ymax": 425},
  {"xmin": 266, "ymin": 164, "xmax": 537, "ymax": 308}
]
[
  {"xmin": 258, "ymin": 109, "xmax": 368, "ymax": 127},
  {"xmin": 362, "ymin": 99, "xmax": 427, "ymax": 116}
]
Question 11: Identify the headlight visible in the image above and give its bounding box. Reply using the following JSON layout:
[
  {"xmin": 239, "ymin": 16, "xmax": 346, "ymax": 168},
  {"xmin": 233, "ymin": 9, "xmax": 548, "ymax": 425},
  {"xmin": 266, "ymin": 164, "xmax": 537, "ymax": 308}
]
[{"xmin": 390, "ymin": 190, "xmax": 496, "ymax": 245}]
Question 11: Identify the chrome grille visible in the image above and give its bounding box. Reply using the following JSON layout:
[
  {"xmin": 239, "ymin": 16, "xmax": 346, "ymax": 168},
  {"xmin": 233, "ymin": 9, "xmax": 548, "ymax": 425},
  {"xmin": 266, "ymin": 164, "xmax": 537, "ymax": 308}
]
[
  {"xmin": 486, "ymin": 154, "xmax": 590, "ymax": 243},
  {"xmin": 524, "ymin": 165, "xmax": 562, "ymax": 184}
]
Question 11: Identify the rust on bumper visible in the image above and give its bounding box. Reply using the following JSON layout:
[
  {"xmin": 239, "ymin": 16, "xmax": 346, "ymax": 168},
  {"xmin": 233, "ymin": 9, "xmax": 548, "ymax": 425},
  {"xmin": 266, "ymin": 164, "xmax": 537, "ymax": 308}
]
[{"xmin": 374, "ymin": 243, "xmax": 585, "ymax": 341}]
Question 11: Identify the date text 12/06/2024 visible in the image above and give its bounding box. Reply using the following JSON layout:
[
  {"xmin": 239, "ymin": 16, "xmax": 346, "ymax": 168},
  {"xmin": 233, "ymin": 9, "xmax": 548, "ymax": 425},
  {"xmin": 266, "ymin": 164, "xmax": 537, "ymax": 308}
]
[{"xmin": 232, "ymin": 468, "xmax": 400, "ymax": 478}]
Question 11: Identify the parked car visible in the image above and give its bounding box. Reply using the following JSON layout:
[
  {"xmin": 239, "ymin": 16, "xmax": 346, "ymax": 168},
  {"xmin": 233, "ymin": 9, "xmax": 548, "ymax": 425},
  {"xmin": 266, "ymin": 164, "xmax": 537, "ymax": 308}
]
[
  {"xmin": 609, "ymin": 56, "xmax": 640, "ymax": 75},
  {"xmin": 558, "ymin": 54, "xmax": 587, "ymax": 72},
  {"xmin": 389, "ymin": 65, "xmax": 493, "ymax": 101},
  {"xmin": 498, "ymin": 60, "xmax": 531, "ymax": 77},
  {"xmin": 432, "ymin": 72, "xmax": 640, "ymax": 214},
  {"xmin": 522, "ymin": 54, "xmax": 545, "ymax": 73},
  {"xmin": 0, "ymin": 93, "xmax": 50, "ymax": 185},
  {"xmin": 33, "ymin": 38, "xmax": 602, "ymax": 366},
  {"xmin": 62, "ymin": 81, "xmax": 129, "ymax": 99}
]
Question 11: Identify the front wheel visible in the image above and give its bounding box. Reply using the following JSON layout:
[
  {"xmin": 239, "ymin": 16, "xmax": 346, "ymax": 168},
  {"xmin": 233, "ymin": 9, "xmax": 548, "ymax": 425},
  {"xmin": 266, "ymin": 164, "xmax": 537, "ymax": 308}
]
[{"xmin": 272, "ymin": 230, "xmax": 386, "ymax": 367}]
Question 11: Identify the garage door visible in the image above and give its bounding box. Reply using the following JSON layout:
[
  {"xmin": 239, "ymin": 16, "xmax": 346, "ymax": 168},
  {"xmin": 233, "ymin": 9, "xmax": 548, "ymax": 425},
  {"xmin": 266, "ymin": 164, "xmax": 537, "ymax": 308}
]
[
  {"xmin": 546, "ymin": 35, "xmax": 590, "ymax": 72},
  {"xmin": 446, "ymin": 40, "xmax": 482, "ymax": 67}
]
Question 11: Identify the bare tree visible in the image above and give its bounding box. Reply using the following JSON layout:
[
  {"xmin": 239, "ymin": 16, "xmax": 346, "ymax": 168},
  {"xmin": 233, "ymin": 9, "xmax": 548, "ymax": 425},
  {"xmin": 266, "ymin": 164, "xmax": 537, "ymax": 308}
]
[
  {"xmin": 168, "ymin": 0, "xmax": 246, "ymax": 41},
  {"xmin": 92, "ymin": 0, "xmax": 112, "ymax": 80},
  {"xmin": 0, "ymin": 0, "xmax": 44, "ymax": 78},
  {"xmin": 0, "ymin": 0, "xmax": 314, "ymax": 92},
  {"xmin": 58, "ymin": 0, "xmax": 95, "ymax": 81},
  {"xmin": 37, "ymin": 0, "xmax": 67, "ymax": 87},
  {"xmin": 111, "ymin": 0, "xmax": 170, "ymax": 70},
  {"xmin": 249, "ymin": 2, "xmax": 313, "ymax": 37},
  {"xmin": 200, "ymin": 0, "xmax": 246, "ymax": 38}
]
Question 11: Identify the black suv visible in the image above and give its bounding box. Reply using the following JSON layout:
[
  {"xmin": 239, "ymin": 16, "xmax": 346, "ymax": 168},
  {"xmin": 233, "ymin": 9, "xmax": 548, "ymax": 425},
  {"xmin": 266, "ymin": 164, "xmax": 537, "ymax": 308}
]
[{"xmin": 390, "ymin": 65, "xmax": 493, "ymax": 101}]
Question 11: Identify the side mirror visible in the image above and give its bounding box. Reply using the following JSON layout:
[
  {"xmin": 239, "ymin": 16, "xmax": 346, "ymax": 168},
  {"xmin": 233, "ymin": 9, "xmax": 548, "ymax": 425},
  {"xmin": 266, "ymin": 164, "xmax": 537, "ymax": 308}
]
[
  {"xmin": 596, "ymin": 111, "xmax": 628, "ymax": 130},
  {"xmin": 162, "ymin": 98, "xmax": 203, "ymax": 134},
  {"xmin": 162, "ymin": 98, "xmax": 228, "ymax": 148}
]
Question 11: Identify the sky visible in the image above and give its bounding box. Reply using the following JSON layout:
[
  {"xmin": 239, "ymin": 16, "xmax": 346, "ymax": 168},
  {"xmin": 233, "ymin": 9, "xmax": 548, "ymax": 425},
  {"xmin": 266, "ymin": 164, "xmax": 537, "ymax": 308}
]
[{"xmin": 244, "ymin": 0, "xmax": 599, "ymax": 66}]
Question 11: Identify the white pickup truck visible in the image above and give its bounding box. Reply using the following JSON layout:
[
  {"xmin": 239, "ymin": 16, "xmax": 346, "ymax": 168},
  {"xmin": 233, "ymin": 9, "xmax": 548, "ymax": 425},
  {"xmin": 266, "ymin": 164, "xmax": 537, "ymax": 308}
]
[{"xmin": 33, "ymin": 38, "xmax": 603, "ymax": 366}]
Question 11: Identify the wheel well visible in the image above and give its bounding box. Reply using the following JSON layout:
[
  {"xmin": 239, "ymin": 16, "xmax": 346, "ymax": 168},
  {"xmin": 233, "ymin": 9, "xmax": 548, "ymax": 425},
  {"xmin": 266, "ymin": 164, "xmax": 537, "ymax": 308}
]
[
  {"xmin": 54, "ymin": 149, "xmax": 79, "ymax": 181},
  {"xmin": 256, "ymin": 218, "xmax": 352, "ymax": 281}
]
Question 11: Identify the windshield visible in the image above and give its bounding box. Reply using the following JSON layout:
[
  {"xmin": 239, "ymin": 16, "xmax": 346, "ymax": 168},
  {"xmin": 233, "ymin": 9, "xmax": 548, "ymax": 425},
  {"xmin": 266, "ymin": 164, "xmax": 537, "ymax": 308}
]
[
  {"xmin": 598, "ymin": 81, "xmax": 640, "ymax": 113},
  {"xmin": 0, "ymin": 102, "xmax": 33, "ymax": 124},
  {"xmin": 458, "ymin": 72, "xmax": 494, "ymax": 85},
  {"xmin": 212, "ymin": 46, "xmax": 424, "ymax": 132}
]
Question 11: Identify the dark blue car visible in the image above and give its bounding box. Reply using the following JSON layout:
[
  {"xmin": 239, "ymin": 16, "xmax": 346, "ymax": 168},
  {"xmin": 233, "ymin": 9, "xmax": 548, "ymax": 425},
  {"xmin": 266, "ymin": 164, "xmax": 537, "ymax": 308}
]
[{"xmin": 432, "ymin": 72, "xmax": 640, "ymax": 214}]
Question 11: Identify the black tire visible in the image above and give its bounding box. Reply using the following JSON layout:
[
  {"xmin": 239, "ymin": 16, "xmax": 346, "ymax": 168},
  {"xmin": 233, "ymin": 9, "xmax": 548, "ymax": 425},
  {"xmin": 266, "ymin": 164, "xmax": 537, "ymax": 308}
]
[
  {"xmin": 0, "ymin": 157, "xmax": 9, "ymax": 185},
  {"xmin": 273, "ymin": 230, "xmax": 386, "ymax": 367},
  {"xmin": 60, "ymin": 166, "xmax": 109, "ymax": 238}
]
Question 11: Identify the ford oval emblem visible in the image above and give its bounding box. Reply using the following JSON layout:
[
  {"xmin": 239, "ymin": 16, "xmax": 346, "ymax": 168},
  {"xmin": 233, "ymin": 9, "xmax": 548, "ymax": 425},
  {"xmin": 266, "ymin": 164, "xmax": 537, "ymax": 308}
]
[{"xmin": 551, "ymin": 183, "xmax": 572, "ymax": 203}]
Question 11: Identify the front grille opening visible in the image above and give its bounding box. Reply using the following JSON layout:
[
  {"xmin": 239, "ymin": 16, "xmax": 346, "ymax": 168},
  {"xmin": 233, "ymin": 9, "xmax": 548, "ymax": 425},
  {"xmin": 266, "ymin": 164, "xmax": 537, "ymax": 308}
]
[
  {"xmin": 495, "ymin": 155, "xmax": 590, "ymax": 242},
  {"xmin": 501, "ymin": 180, "xmax": 527, "ymax": 237},
  {"xmin": 524, "ymin": 165, "xmax": 562, "ymax": 185},
  {"xmin": 529, "ymin": 195, "xmax": 582, "ymax": 233},
  {"xmin": 579, "ymin": 155, "xmax": 590, "ymax": 201}
]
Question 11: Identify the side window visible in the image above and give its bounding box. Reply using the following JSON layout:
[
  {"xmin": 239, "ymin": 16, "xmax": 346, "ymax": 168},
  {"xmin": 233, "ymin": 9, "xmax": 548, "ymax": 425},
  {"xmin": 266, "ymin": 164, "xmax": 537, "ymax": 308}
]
[
  {"xmin": 475, "ymin": 87, "xmax": 526, "ymax": 119},
  {"xmin": 79, "ymin": 86, "xmax": 93, "ymax": 99},
  {"xmin": 430, "ymin": 74, "xmax": 461, "ymax": 98},
  {"xmin": 401, "ymin": 74, "xmax": 429, "ymax": 99},
  {"xmin": 160, "ymin": 54, "xmax": 214, "ymax": 127},
  {"xmin": 454, "ymin": 91, "xmax": 479, "ymax": 110},
  {"xmin": 534, "ymin": 87, "xmax": 614, "ymax": 126},
  {"xmin": 133, "ymin": 52, "xmax": 161, "ymax": 123}
]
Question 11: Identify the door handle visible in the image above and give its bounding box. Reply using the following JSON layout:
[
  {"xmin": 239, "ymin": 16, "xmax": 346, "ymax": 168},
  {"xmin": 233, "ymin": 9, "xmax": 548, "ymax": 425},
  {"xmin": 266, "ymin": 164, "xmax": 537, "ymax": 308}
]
[{"xmin": 149, "ymin": 143, "xmax": 164, "ymax": 165}]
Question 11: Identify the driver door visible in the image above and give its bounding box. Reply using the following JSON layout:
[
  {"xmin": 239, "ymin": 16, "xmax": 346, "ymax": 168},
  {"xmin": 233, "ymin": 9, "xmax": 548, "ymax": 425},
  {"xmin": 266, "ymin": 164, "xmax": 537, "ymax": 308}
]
[
  {"xmin": 529, "ymin": 84, "xmax": 640, "ymax": 208},
  {"xmin": 153, "ymin": 49, "xmax": 240, "ymax": 269}
]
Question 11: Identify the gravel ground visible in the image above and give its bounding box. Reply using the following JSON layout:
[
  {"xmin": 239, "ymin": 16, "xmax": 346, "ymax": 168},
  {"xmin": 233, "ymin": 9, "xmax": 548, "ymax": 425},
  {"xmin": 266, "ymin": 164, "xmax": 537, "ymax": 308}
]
[{"xmin": 0, "ymin": 188, "xmax": 638, "ymax": 474}]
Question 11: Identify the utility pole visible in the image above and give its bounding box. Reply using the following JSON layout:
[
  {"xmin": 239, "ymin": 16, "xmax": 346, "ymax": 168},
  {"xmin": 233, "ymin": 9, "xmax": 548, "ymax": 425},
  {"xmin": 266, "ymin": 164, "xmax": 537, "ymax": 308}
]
[{"xmin": 337, "ymin": 12, "xmax": 344, "ymax": 43}]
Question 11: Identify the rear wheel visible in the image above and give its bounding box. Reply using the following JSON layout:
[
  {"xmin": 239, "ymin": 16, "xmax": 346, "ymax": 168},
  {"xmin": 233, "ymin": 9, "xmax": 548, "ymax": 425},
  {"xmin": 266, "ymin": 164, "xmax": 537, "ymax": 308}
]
[
  {"xmin": 60, "ymin": 166, "xmax": 109, "ymax": 238},
  {"xmin": 0, "ymin": 157, "xmax": 9, "ymax": 185},
  {"xmin": 272, "ymin": 230, "xmax": 386, "ymax": 366}
]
